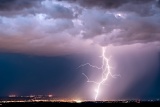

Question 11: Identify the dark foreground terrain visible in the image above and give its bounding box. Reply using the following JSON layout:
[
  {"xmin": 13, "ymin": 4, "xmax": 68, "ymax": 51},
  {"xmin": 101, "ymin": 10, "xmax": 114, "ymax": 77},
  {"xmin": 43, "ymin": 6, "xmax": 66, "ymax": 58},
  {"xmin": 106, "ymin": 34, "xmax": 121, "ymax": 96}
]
[{"xmin": 0, "ymin": 101, "xmax": 160, "ymax": 107}]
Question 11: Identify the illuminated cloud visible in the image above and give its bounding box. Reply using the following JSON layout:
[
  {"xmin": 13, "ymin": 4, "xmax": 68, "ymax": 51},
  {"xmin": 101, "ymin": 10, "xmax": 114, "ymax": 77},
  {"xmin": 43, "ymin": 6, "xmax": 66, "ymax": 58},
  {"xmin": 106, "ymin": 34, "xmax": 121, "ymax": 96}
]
[{"xmin": 0, "ymin": 0, "xmax": 159, "ymax": 55}]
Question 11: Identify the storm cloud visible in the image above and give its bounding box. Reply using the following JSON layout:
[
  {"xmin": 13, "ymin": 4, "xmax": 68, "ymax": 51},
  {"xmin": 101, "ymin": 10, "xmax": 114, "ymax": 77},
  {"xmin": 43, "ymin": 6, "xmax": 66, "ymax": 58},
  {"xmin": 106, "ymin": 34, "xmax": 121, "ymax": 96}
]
[
  {"xmin": 0, "ymin": 0, "xmax": 42, "ymax": 11},
  {"xmin": 0, "ymin": 0, "xmax": 159, "ymax": 55},
  {"xmin": 58, "ymin": 0, "xmax": 154, "ymax": 8}
]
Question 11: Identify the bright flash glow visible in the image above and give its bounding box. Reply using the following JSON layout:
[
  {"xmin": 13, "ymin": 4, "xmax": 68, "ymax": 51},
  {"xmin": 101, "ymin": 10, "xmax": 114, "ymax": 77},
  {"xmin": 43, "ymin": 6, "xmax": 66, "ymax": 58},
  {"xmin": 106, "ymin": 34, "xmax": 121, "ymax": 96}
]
[
  {"xmin": 78, "ymin": 47, "xmax": 120, "ymax": 101},
  {"xmin": 74, "ymin": 100, "xmax": 82, "ymax": 103}
]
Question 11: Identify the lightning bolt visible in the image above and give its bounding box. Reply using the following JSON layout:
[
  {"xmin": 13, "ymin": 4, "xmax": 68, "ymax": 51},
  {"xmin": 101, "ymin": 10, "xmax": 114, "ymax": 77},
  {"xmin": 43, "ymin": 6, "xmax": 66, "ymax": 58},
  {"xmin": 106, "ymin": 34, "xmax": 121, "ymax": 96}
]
[{"xmin": 78, "ymin": 47, "xmax": 120, "ymax": 101}]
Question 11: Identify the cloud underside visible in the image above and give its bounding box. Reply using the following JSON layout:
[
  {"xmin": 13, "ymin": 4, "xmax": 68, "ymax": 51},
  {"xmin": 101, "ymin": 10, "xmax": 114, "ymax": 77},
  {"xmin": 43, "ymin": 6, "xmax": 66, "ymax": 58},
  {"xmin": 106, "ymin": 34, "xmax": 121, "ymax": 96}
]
[{"xmin": 0, "ymin": 0, "xmax": 160, "ymax": 55}]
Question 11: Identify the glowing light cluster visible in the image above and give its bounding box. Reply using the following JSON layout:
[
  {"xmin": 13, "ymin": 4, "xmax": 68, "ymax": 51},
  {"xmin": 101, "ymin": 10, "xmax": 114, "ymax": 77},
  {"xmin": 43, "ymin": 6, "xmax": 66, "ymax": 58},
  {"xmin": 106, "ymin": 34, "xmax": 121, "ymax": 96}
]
[
  {"xmin": 78, "ymin": 47, "xmax": 120, "ymax": 101},
  {"xmin": 74, "ymin": 100, "xmax": 82, "ymax": 103}
]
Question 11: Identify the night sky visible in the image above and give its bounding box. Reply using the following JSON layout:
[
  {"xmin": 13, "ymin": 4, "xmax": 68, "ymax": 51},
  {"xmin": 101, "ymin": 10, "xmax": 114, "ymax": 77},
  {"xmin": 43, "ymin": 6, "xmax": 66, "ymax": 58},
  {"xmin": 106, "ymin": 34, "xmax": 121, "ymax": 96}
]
[{"xmin": 0, "ymin": 0, "xmax": 160, "ymax": 101}]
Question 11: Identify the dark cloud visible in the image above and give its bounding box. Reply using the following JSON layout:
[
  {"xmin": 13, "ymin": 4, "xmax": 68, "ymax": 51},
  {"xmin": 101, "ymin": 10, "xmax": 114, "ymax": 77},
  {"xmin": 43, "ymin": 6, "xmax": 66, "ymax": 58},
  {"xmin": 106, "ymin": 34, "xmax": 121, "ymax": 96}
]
[
  {"xmin": 58, "ymin": 0, "xmax": 159, "ymax": 16},
  {"xmin": 0, "ymin": 0, "xmax": 75, "ymax": 19},
  {"xmin": 0, "ymin": 0, "xmax": 42, "ymax": 11},
  {"xmin": 58, "ymin": 0, "xmax": 154, "ymax": 9},
  {"xmin": 0, "ymin": 0, "xmax": 44, "ymax": 17},
  {"xmin": 57, "ymin": 0, "xmax": 127, "ymax": 9}
]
